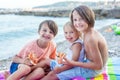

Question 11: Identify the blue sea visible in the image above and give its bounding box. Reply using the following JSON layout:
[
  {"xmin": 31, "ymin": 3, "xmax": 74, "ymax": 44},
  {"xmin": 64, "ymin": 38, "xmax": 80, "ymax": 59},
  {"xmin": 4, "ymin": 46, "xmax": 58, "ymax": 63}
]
[{"xmin": 0, "ymin": 14, "xmax": 120, "ymax": 60}]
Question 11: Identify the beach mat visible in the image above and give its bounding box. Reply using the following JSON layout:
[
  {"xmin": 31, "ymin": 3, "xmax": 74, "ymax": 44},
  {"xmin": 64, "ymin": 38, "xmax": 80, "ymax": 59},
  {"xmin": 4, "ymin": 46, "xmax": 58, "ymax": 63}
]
[
  {"xmin": 0, "ymin": 58, "xmax": 120, "ymax": 80},
  {"xmin": 72, "ymin": 58, "xmax": 120, "ymax": 80},
  {"xmin": 0, "ymin": 72, "xmax": 5, "ymax": 80}
]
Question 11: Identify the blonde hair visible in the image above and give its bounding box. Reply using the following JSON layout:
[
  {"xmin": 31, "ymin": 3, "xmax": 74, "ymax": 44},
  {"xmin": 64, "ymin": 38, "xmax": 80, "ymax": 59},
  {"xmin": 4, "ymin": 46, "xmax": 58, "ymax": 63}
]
[{"xmin": 63, "ymin": 21, "xmax": 82, "ymax": 39}]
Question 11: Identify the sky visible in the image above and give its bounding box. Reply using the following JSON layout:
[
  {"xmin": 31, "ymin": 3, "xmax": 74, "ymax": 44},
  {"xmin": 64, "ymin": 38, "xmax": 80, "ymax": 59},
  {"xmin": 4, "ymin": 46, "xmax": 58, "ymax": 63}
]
[{"xmin": 0, "ymin": 0, "xmax": 118, "ymax": 8}]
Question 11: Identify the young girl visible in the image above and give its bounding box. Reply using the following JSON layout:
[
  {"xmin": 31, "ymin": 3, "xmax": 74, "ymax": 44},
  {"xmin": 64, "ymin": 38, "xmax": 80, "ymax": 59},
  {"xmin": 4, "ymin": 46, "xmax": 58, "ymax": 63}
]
[
  {"xmin": 41, "ymin": 5, "xmax": 108, "ymax": 80},
  {"xmin": 49, "ymin": 21, "xmax": 85, "ymax": 73},
  {"xmin": 7, "ymin": 20, "xmax": 58, "ymax": 80}
]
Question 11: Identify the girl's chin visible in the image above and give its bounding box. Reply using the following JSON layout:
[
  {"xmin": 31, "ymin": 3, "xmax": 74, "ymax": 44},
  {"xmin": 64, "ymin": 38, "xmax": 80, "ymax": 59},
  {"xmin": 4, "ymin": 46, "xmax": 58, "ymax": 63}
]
[{"xmin": 78, "ymin": 28, "xmax": 84, "ymax": 31}]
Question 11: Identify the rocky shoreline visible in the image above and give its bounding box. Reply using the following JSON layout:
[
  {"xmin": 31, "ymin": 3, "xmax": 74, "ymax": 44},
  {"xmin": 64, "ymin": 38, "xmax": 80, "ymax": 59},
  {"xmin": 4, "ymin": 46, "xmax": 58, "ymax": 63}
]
[
  {"xmin": 1, "ymin": 7, "xmax": 120, "ymax": 19},
  {"xmin": 0, "ymin": 22, "xmax": 120, "ymax": 71},
  {"xmin": 0, "ymin": 1, "xmax": 120, "ymax": 19}
]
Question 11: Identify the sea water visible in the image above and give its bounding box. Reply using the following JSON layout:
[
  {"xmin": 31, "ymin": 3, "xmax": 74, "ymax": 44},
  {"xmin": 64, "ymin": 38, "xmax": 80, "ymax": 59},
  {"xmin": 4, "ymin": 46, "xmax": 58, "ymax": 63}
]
[{"xmin": 0, "ymin": 14, "xmax": 120, "ymax": 60}]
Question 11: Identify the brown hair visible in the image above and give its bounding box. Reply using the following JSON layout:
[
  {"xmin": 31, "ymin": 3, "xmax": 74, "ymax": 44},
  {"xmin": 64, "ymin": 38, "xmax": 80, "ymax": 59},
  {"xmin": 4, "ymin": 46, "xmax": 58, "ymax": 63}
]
[
  {"xmin": 38, "ymin": 20, "xmax": 58, "ymax": 36},
  {"xmin": 70, "ymin": 5, "xmax": 95, "ymax": 27}
]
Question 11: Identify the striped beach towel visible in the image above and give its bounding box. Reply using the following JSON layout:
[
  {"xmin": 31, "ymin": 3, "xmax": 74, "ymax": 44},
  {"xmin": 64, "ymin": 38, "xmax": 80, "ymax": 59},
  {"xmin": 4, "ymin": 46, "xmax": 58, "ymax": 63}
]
[
  {"xmin": 0, "ymin": 58, "xmax": 120, "ymax": 80},
  {"xmin": 73, "ymin": 58, "xmax": 120, "ymax": 80}
]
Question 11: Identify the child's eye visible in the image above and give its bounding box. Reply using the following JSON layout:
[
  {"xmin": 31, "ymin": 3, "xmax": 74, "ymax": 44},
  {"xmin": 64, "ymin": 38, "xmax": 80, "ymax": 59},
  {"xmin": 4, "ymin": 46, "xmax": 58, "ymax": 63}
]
[
  {"xmin": 70, "ymin": 31, "xmax": 73, "ymax": 33},
  {"xmin": 50, "ymin": 31, "xmax": 53, "ymax": 34},
  {"xmin": 73, "ymin": 18, "xmax": 83, "ymax": 21},
  {"xmin": 43, "ymin": 29, "xmax": 47, "ymax": 32},
  {"xmin": 64, "ymin": 32, "xmax": 67, "ymax": 34},
  {"xmin": 73, "ymin": 19, "xmax": 77, "ymax": 21}
]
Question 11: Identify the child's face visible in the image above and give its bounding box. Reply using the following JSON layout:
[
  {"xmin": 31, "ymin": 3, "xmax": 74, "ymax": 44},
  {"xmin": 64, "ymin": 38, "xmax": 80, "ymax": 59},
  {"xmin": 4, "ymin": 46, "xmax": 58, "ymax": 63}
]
[
  {"xmin": 72, "ymin": 10, "xmax": 88, "ymax": 33},
  {"xmin": 64, "ymin": 25, "xmax": 79, "ymax": 43},
  {"xmin": 38, "ymin": 23, "xmax": 54, "ymax": 42}
]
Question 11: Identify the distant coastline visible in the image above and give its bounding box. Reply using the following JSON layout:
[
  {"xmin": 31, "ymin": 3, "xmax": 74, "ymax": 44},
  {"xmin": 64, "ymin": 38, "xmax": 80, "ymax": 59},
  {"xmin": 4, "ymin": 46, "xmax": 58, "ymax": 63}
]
[{"xmin": 0, "ymin": 1, "xmax": 120, "ymax": 19}]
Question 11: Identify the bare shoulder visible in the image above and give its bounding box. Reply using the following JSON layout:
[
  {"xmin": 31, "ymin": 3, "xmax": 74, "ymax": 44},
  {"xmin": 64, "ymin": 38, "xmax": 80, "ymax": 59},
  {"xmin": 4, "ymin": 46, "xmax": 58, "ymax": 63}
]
[
  {"xmin": 84, "ymin": 31, "xmax": 97, "ymax": 44},
  {"xmin": 89, "ymin": 30, "xmax": 105, "ymax": 42},
  {"xmin": 92, "ymin": 30, "xmax": 107, "ymax": 49},
  {"xmin": 72, "ymin": 42, "xmax": 82, "ymax": 50},
  {"xmin": 95, "ymin": 30, "xmax": 107, "ymax": 45}
]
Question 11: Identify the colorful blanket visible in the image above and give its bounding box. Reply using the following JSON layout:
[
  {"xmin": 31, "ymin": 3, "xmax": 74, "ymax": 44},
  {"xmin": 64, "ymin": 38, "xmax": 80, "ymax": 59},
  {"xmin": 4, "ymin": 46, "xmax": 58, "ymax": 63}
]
[
  {"xmin": 0, "ymin": 58, "xmax": 120, "ymax": 80},
  {"xmin": 73, "ymin": 58, "xmax": 120, "ymax": 80}
]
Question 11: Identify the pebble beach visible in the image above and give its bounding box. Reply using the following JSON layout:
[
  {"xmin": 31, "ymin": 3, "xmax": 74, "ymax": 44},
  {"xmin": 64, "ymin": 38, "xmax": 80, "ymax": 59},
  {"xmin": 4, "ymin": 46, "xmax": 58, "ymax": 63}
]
[{"xmin": 0, "ymin": 22, "xmax": 120, "ymax": 71}]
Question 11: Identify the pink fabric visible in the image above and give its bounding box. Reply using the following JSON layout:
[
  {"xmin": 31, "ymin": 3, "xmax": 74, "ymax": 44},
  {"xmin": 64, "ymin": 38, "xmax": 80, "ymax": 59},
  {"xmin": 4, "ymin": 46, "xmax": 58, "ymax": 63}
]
[
  {"xmin": 72, "ymin": 76, "xmax": 86, "ymax": 80},
  {"xmin": 0, "ymin": 73, "xmax": 5, "ymax": 80}
]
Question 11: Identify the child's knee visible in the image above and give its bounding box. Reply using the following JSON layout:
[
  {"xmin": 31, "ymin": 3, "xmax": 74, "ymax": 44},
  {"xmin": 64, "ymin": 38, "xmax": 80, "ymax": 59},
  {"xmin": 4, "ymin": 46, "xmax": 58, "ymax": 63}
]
[
  {"xmin": 24, "ymin": 65, "xmax": 31, "ymax": 72},
  {"xmin": 48, "ymin": 71, "xmax": 55, "ymax": 76},
  {"xmin": 34, "ymin": 68, "xmax": 45, "ymax": 75},
  {"xmin": 19, "ymin": 64, "xmax": 31, "ymax": 73}
]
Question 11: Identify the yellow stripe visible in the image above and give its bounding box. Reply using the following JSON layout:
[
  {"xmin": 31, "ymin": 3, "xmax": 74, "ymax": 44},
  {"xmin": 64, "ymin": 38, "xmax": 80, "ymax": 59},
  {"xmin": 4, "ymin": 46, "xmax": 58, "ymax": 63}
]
[{"xmin": 94, "ymin": 74, "xmax": 103, "ymax": 80}]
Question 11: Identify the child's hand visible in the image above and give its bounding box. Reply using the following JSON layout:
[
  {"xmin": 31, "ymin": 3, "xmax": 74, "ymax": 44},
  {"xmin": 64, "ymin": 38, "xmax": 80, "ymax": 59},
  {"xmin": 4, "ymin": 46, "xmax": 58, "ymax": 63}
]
[
  {"xmin": 57, "ymin": 52, "xmax": 66, "ymax": 64},
  {"xmin": 62, "ymin": 57, "xmax": 73, "ymax": 66},
  {"xmin": 23, "ymin": 57, "xmax": 33, "ymax": 66},
  {"xmin": 53, "ymin": 66, "xmax": 61, "ymax": 74},
  {"xmin": 27, "ymin": 52, "xmax": 39, "ymax": 65}
]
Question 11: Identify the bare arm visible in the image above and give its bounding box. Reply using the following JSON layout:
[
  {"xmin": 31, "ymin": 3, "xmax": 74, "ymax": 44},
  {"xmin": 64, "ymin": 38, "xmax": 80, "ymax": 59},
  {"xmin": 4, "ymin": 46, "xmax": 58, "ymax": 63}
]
[
  {"xmin": 53, "ymin": 43, "xmax": 82, "ymax": 73},
  {"xmin": 12, "ymin": 55, "xmax": 32, "ymax": 66},
  {"xmin": 63, "ymin": 37, "xmax": 103, "ymax": 70}
]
